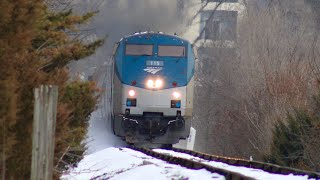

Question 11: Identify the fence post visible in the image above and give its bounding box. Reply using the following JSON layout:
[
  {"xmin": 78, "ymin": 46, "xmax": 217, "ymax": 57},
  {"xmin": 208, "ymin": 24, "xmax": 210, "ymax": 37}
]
[{"xmin": 31, "ymin": 85, "xmax": 58, "ymax": 180}]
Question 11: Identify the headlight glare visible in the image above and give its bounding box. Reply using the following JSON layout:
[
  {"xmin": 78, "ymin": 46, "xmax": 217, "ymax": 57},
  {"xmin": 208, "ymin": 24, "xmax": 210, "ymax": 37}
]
[
  {"xmin": 128, "ymin": 90, "xmax": 135, "ymax": 97},
  {"xmin": 173, "ymin": 92, "xmax": 181, "ymax": 98},
  {"xmin": 147, "ymin": 80, "xmax": 154, "ymax": 88},
  {"xmin": 155, "ymin": 79, "xmax": 163, "ymax": 88}
]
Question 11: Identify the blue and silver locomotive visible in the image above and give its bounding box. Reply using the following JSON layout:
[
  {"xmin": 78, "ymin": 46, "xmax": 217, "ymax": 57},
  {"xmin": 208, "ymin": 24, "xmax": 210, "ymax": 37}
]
[{"xmin": 111, "ymin": 32, "xmax": 197, "ymax": 146}]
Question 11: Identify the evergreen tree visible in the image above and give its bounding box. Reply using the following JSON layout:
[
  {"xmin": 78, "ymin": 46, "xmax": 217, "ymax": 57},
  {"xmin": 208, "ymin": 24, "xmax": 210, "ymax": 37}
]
[
  {"xmin": 58, "ymin": 81, "xmax": 98, "ymax": 169},
  {"xmin": 0, "ymin": 0, "xmax": 103, "ymax": 178},
  {"xmin": 0, "ymin": 0, "xmax": 44, "ymax": 178},
  {"xmin": 266, "ymin": 94, "xmax": 320, "ymax": 171}
]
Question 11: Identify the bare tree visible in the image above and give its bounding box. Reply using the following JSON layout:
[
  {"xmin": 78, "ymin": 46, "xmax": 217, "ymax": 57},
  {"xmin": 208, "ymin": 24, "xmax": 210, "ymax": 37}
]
[
  {"xmin": 193, "ymin": 0, "xmax": 320, "ymax": 160},
  {"xmin": 236, "ymin": 1, "xmax": 318, "ymax": 157}
]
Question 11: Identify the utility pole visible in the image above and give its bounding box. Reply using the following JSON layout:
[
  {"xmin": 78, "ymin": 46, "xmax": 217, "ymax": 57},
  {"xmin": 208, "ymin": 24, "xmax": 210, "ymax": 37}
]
[{"xmin": 31, "ymin": 85, "xmax": 58, "ymax": 180}]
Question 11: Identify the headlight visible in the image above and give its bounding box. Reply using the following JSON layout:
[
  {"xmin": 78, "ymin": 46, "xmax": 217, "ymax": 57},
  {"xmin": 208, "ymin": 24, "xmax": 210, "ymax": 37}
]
[
  {"xmin": 147, "ymin": 80, "xmax": 154, "ymax": 88},
  {"xmin": 155, "ymin": 79, "xmax": 163, "ymax": 88},
  {"xmin": 128, "ymin": 90, "xmax": 135, "ymax": 97},
  {"xmin": 173, "ymin": 92, "xmax": 181, "ymax": 98},
  {"xmin": 146, "ymin": 79, "xmax": 163, "ymax": 89}
]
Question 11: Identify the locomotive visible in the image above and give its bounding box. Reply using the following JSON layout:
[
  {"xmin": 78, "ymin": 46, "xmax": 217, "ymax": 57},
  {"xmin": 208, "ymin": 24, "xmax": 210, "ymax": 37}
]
[{"xmin": 111, "ymin": 32, "xmax": 197, "ymax": 147}]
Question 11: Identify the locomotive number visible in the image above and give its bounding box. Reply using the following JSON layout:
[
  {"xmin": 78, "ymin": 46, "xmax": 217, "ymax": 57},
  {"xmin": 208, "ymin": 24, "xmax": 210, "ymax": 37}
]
[{"xmin": 146, "ymin": 60, "xmax": 163, "ymax": 67}]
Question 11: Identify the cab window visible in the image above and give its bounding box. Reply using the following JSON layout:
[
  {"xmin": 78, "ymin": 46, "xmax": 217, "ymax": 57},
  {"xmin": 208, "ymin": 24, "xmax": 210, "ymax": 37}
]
[
  {"xmin": 158, "ymin": 45, "xmax": 185, "ymax": 57},
  {"xmin": 125, "ymin": 44, "xmax": 153, "ymax": 56}
]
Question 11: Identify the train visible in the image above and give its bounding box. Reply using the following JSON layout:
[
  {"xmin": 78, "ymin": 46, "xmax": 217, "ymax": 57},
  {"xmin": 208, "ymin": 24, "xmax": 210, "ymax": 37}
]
[{"xmin": 111, "ymin": 32, "xmax": 197, "ymax": 147}]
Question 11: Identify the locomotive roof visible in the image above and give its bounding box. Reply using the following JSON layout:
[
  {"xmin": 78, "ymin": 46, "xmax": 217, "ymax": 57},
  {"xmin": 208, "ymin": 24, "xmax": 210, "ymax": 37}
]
[{"xmin": 119, "ymin": 31, "xmax": 189, "ymax": 44}]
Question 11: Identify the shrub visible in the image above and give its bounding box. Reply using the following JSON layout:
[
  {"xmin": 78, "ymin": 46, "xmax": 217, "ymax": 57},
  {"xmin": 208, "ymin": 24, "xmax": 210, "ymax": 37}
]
[{"xmin": 266, "ymin": 93, "xmax": 320, "ymax": 171}]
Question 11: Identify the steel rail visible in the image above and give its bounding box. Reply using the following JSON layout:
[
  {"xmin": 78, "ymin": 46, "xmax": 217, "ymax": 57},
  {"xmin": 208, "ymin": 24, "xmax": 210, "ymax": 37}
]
[
  {"xmin": 130, "ymin": 146, "xmax": 254, "ymax": 180},
  {"xmin": 171, "ymin": 147, "xmax": 320, "ymax": 179}
]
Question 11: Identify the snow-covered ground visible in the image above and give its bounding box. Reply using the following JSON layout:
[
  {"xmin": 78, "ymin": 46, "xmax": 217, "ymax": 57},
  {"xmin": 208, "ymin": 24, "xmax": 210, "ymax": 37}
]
[
  {"xmin": 84, "ymin": 63, "xmax": 125, "ymax": 154},
  {"xmin": 153, "ymin": 149, "xmax": 311, "ymax": 180},
  {"xmin": 61, "ymin": 146, "xmax": 312, "ymax": 180},
  {"xmin": 61, "ymin": 147, "xmax": 224, "ymax": 180},
  {"xmin": 85, "ymin": 110, "xmax": 124, "ymax": 154}
]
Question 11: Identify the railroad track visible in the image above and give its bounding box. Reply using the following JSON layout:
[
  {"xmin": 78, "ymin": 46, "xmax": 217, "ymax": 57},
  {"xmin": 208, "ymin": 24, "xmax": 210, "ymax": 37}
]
[
  {"xmin": 171, "ymin": 147, "xmax": 320, "ymax": 179},
  {"xmin": 130, "ymin": 146, "xmax": 320, "ymax": 180},
  {"xmin": 131, "ymin": 146, "xmax": 253, "ymax": 180}
]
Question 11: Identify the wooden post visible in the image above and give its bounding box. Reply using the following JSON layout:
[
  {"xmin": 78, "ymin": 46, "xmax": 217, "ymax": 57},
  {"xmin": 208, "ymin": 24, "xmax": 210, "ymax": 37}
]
[{"xmin": 31, "ymin": 85, "xmax": 58, "ymax": 180}]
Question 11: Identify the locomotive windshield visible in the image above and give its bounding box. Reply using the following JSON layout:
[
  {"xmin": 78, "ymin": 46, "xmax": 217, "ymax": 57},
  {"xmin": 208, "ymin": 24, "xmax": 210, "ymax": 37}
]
[
  {"xmin": 158, "ymin": 45, "xmax": 185, "ymax": 57},
  {"xmin": 125, "ymin": 44, "xmax": 153, "ymax": 56}
]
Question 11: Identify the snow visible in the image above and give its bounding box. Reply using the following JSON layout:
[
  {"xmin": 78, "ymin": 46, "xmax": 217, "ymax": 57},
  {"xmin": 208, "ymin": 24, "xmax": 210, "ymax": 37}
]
[
  {"xmin": 153, "ymin": 149, "xmax": 311, "ymax": 180},
  {"xmin": 84, "ymin": 66, "xmax": 125, "ymax": 154},
  {"xmin": 85, "ymin": 110, "xmax": 124, "ymax": 154},
  {"xmin": 61, "ymin": 147, "xmax": 224, "ymax": 180},
  {"xmin": 62, "ymin": 147, "xmax": 312, "ymax": 180}
]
